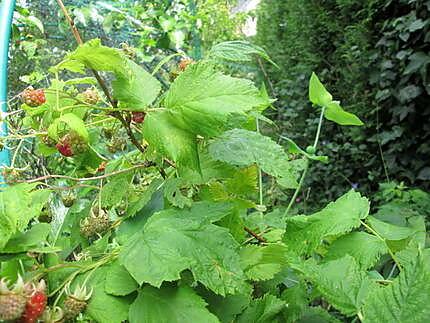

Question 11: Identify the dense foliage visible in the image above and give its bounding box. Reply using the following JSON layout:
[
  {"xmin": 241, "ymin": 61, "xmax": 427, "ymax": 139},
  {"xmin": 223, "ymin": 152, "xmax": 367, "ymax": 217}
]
[
  {"xmin": 256, "ymin": 0, "xmax": 430, "ymax": 207},
  {"xmin": 1, "ymin": 29, "xmax": 429, "ymax": 322}
]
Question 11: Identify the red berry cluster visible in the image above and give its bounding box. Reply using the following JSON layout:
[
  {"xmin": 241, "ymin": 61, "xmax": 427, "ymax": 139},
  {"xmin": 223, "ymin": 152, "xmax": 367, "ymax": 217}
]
[
  {"xmin": 56, "ymin": 132, "xmax": 87, "ymax": 157},
  {"xmin": 20, "ymin": 281, "xmax": 47, "ymax": 323},
  {"xmin": 0, "ymin": 278, "xmax": 47, "ymax": 323},
  {"xmin": 178, "ymin": 58, "xmax": 194, "ymax": 71},
  {"xmin": 132, "ymin": 111, "xmax": 146, "ymax": 123},
  {"xmin": 21, "ymin": 88, "xmax": 46, "ymax": 107}
]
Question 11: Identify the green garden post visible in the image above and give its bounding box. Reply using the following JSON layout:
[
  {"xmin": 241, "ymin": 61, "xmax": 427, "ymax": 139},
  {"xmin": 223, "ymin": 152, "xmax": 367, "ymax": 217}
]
[{"xmin": 0, "ymin": 0, "xmax": 15, "ymax": 185}]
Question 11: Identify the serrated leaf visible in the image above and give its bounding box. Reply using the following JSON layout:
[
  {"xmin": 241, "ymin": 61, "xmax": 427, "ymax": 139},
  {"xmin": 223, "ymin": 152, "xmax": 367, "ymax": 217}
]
[
  {"xmin": 74, "ymin": 266, "xmax": 132, "ymax": 323},
  {"xmin": 86, "ymin": 281, "xmax": 131, "ymax": 323},
  {"xmin": 362, "ymin": 250, "xmax": 430, "ymax": 322},
  {"xmin": 143, "ymin": 110, "xmax": 199, "ymax": 172},
  {"xmin": 101, "ymin": 175, "xmax": 130, "ymax": 207},
  {"xmin": 209, "ymin": 129, "xmax": 301, "ymax": 189},
  {"xmin": 165, "ymin": 63, "xmax": 268, "ymax": 137},
  {"xmin": 297, "ymin": 307, "xmax": 342, "ymax": 323},
  {"xmin": 164, "ymin": 177, "xmax": 193, "ymax": 208},
  {"xmin": 119, "ymin": 202, "xmax": 249, "ymax": 295},
  {"xmin": 0, "ymin": 184, "xmax": 50, "ymax": 249},
  {"xmin": 281, "ymin": 283, "xmax": 309, "ymax": 323},
  {"xmin": 208, "ymin": 41, "xmax": 278, "ymax": 67},
  {"xmin": 240, "ymin": 244, "xmax": 289, "ymax": 281},
  {"xmin": 129, "ymin": 285, "xmax": 219, "ymax": 323},
  {"xmin": 303, "ymin": 256, "xmax": 375, "ymax": 316},
  {"xmin": 324, "ymin": 101, "xmax": 364, "ymax": 126},
  {"xmin": 309, "ymin": 72, "xmax": 333, "ymax": 107},
  {"xmin": 237, "ymin": 294, "xmax": 286, "ymax": 323},
  {"xmin": 367, "ymin": 216, "xmax": 416, "ymax": 240},
  {"xmin": 324, "ymin": 232, "xmax": 387, "ymax": 269},
  {"xmin": 66, "ymin": 39, "xmax": 160, "ymax": 109},
  {"xmin": 48, "ymin": 113, "xmax": 89, "ymax": 142},
  {"xmin": 284, "ymin": 190, "xmax": 369, "ymax": 255},
  {"xmin": 51, "ymin": 59, "xmax": 85, "ymax": 74},
  {"xmin": 112, "ymin": 59, "xmax": 161, "ymax": 110},
  {"xmin": 1, "ymin": 224, "xmax": 50, "ymax": 253},
  {"xmin": 105, "ymin": 261, "xmax": 138, "ymax": 296},
  {"xmin": 64, "ymin": 77, "xmax": 97, "ymax": 85},
  {"xmin": 203, "ymin": 291, "xmax": 250, "ymax": 323}
]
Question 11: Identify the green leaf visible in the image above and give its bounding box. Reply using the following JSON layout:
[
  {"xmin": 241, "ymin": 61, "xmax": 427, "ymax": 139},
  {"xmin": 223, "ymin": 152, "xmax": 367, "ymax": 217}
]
[
  {"xmin": 237, "ymin": 294, "xmax": 286, "ymax": 323},
  {"xmin": 48, "ymin": 113, "xmax": 89, "ymax": 142},
  {"xmin": 324, "ymin": 101, "xmax": 364, "ymax": 126},
  {"xmin": 101, "ymin": 175, "xmax": 130, "ymax": 207},
  {"xmin": 67, "ymin": 39, "xmax": 125, "ymax": 74},
  {"xmin": 86, "ymin": 281, "xmax": 131, "ymax": 323},
  {"xmin": 143, "ymin": 110, "xmax": 199, "ymax": 172},
  {"xmin": 240, "ymin": 244, "xmax": 289, "ymax": 281},
  {"xmin": 1, "ymin": 224, "xmax": 50, "ymax": 253},
  {"xmin": 23, "ymin": 16, "xmax": 44, "ymax": 33},
  {"xmin": 324, "ymin": 232, "xmax": 387, "ymax": 269},
  {"xmin": 66, "ymin": 39, "xmax": 160, "ymax": 109},
  {"xmin": 362, "ymin": 250, "xmax": 430, "ymax": 322},
  {"xmin": 0, "ymin": 184, "xmax": 50, "ymax": 249},
  {"xmin": 208, "ymin": 41, "xmax": 278, "ymax": 67},
  {"xmin": 203, "ymin": 292, "xmax": 250, "ymax": 323},
  {"xmin": 119, "ymin": 202, "xmax": 249, "ymax": 295},
  {"xmin": 129, "ymin": 285, "xmax": 219, "ymax": 323},
  {"xmin": 209, "ymin": 129, "xmax": 301, "ymax": 189},
  {"xmin": 75, "ymin": 266, "xmax": 132, "ymax": 323},
  {"xmin": 284, "ymin": 190, "xmax": 369, "ymax": 255},
  {"xmin": 367, "ymin": 216, "xmax": 417, "ymax": 240},
  {"xmin": 64, "ymin": 77, "xmax": 97, "ymax": 85},
  {"xmin": 297, "ymin": 307, "xmax": 342, "ymax": 323},
  {"xmin": 112, "ymin": 60, "xmax": 161, "ymax": 110},
  {"xmin": 164, "ymin": 177, "xmax": 193, "ymax": 208},
  {"xmin": 105, "ymin": 261, "xmax": 138, "ymax": 296},
  {"xmin": 303, "ymin": 256, "xmax": 375, "ymax": 316},
  {"xmin": 165, "ymin": 63, "xmax": 268, "ymax": 137},
  {"xmin": 281, "ymin": 283, "xmax": 309, "ymax": 323},
  {"xmin": 309, "ymin": 72, "xmax": 333, "ymax": 107}
]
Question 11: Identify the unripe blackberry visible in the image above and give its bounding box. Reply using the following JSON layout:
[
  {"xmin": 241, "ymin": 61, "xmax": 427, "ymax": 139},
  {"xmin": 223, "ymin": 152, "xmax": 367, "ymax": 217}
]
[
  {"xmin": 120, "ymin": 42, "xmax": 136, "ymax": 59},
  {"xmin": 102, "ymin": 128, "xmax": 114, "ymax": 139},
  {"xmin": 82, "ymin": 88, "xmax": 100, "ymax": 105},
  {"xmin": 61, "ymin": 191, "xmax": 76, "ymax": 208},
  {"xmin": 41, "ymin": 135, "xmax": 56, "ymax": 147},
  {"xmin": 38, "ymin": 206, "xmax": 53, "ymax": 223},
  {"xmin": 80, "ymin": 208, "xmax": 111, "ymax": 239},
  {"xmin": 0, "ymin": 276, "xmax": 28, "ymax": 321},
  {"xmin": 63, "ymin": 283, "xmax": 92, "ymax": 321},
  {"xmin": 107, "ymin": 137, "xmax": 126, "ymax": 153},
  {"xmin": 41, "ymin": 306, "xmax": 64, "ymax": 323}
]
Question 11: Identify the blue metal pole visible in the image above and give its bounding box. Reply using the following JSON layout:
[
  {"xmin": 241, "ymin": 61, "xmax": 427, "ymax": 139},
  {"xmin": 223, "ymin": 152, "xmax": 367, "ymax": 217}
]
[{"xmin": 0, "ymin": 0, "xmax": 15, "ymax": 184}]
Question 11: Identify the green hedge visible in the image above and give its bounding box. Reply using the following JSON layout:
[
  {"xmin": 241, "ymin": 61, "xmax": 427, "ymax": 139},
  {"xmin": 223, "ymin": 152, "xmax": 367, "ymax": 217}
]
[{"xmin": 256, "ymin": 0, "xmax": 430, "ymax": 206}]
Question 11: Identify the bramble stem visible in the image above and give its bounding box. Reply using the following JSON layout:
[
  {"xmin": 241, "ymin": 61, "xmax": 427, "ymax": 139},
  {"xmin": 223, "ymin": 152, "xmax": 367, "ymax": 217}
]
[
  {"xmin": 284, "ymin": 107, "xmax": 325, "ymax": 217},
  {"xmin": 55, "ymin": 0, "xmax": 148, "ymax": 155},
  {"xmin": 13, "ymin": 163, "xmax": 153, "ymax": 184}
]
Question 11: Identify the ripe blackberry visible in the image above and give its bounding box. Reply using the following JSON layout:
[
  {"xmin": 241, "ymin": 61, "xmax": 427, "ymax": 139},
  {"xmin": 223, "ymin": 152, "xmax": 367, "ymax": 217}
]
[{"xmin": 21, "ymin": 87, "xmax": 46, "ymax": 107}]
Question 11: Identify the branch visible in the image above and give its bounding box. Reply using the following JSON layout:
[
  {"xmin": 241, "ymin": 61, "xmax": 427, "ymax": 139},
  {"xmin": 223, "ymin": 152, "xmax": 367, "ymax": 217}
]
[
  {"xmin": 55, "ymin": 0, "xmax": 147, "ymax": 154},
  {"xmin": 244, "ymin": 226, "xmax": 267, "ymax": 244},
  {"xmin": 15, "ymin": 163, "xmax": 154, "ymax": 184}
]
